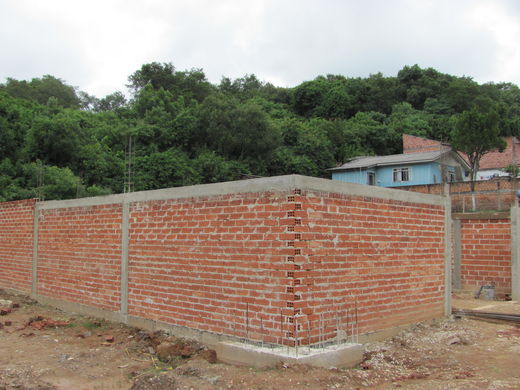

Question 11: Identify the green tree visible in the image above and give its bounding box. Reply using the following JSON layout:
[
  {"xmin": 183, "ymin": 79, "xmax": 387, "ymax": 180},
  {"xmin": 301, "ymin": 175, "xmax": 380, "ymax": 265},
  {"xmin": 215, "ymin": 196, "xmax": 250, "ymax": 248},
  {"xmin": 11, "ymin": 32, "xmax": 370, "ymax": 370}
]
[
  {"xmin": 193, "ymin": 150, "xmax": 249, "ymax": 183},
  {"xmin": 451, "ymin": 100, "xmax": 506, "ymax": 187},
  {"xmin": 344, "ymin": 112, "xmax": 399, "ymax": 156},
  {"xmin": 128, "ymin": 62, "xmax": 212, "ymax": 103},
  {"xmin": 25, "ymin": 110, "xmax": 89, "ymax": 167},
  {"xmin": 134, "ymin": 148, "xmax": 199, "ymax": 190},
  {"xmin": 3, "ymin": 76, "xmax": 80, "ymax": 108},
  {"xmin": 387, "ymin": 102, "xmax": 432, "ymax": 139}
]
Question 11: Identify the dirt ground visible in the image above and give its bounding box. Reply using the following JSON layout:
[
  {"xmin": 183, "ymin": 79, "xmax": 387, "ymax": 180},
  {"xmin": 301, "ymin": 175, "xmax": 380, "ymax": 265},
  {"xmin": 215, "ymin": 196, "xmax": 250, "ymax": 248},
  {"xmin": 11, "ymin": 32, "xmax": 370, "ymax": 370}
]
[{"xmin": 1, "ymin": 290, "xmax": 519, "ymax": 390}]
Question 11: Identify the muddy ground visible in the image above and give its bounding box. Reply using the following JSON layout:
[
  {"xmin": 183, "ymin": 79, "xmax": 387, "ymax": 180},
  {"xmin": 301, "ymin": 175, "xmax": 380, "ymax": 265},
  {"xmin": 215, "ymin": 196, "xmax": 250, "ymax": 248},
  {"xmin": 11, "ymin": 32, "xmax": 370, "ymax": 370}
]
[{"xmin": 0, "ymin": 290, "xmax": 519, "ymax": 390}]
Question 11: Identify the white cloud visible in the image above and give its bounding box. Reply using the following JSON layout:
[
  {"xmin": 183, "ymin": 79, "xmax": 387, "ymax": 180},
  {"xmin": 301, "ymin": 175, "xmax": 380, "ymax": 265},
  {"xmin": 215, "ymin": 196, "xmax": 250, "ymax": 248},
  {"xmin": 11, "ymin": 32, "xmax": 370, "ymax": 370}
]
[
  {"xmin": 1, "ymin": 0, "xmax": 519, "ymax": 97},
  {"xmin": 471, "ymin": 1, "xmax": 520, "ymax": 84}
]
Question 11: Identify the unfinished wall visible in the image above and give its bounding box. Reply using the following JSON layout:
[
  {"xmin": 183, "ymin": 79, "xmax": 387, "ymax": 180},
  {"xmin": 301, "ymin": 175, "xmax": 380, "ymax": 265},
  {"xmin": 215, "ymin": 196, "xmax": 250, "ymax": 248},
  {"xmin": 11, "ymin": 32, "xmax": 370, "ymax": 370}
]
[
  {"xmin": 453, "ymin": 213, "xmax": 512, "ymax": 298},
  {"xmin": 127, "ymin": 192, "xmax": 291, "ymax": 342},
  {"xmin": 0, "ymin": 175, "xmax": 450, "ymax": 346},
  {"xmin": 399, "ymin": 177, "xmax": 519, "ymax": 212},
  {"xmin": 0, "ymin": 199, "xmax": 36, "ymax": 293},
  {"xmin": 297, "ymin": 190, "xmax": 446, "ymax": 343},
  {"xmin": 37, "ymin": 204, "xmax": 123, "ymax": 311}
]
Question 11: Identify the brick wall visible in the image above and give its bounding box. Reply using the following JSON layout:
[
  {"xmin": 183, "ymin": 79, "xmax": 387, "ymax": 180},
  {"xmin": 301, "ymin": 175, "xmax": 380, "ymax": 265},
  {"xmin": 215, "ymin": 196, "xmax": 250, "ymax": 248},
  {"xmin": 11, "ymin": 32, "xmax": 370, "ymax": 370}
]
[
  {"xmin": 127, "ymin": 192, "xmax": 291, "ymax": 344},
  {"xmin": 0, "ymin": 176, "xmax": 450, "ymax": 346},
  {"xmin": 399, "ymin": 177, "xmax": 519, "ymax": 212},
  {"xmin": 296, "ymin": 191, "xmax": 446, "ymax": 343},
  {"xmin": 457, "ymin": 216, "xmax": 512, "ymax": 297},
  {"xmin": 0, "ymin": 199, "xmax": 36, "ymax": 293},
  {"xmin": 403, "ymin": 134, "xmax": 450, "ymax": 154},
  {"xmin": 37, "ymin": 204, "xmax": 123, "ymax": 311}
]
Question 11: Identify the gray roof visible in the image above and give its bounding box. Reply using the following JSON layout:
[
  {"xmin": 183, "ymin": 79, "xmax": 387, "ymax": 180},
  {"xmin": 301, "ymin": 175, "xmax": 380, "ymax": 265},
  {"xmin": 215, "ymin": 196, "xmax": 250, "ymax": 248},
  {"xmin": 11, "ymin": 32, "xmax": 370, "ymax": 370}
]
[{"xmin": 329, "ymin": 150, "xmax": 469, "ymax": 171}]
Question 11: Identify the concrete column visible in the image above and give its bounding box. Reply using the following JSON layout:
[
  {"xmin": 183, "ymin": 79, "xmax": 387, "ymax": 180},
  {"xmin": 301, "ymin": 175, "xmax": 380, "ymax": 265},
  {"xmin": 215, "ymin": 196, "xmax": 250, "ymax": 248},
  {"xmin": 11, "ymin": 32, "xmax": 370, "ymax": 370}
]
[
  {"xmin": 512, "ymin": 205, "xmax": 520, "ymax": 301},
  {"xmin": 120, "ymin": 200, "xmax": 130, "ymax": 323},
  {"xmin": 31, "ymin": 204, "xmax": 40, "ymax": 298},
  {"xmin": 444, "ymin": 196, "xmax": 452, "ymax": 315},
  {"xmin": 453, "ymin": 219, "xmax": 462, "ymax": 290}
]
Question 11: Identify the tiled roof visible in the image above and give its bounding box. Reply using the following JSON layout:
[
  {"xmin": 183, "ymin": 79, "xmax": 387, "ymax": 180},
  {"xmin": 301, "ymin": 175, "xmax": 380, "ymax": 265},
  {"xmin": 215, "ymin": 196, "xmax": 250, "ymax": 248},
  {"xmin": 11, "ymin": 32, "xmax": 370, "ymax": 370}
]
[
  {"xmin": 476, "ymin": 137, "xmax": 520, "ymax": 170},
  {"xmin": 329, "ymin": 150, "xmax": 458, "ymax": 171},
  {"xmin": 402, "ymin": 134, "xmax": 519, "ymax": 170}
]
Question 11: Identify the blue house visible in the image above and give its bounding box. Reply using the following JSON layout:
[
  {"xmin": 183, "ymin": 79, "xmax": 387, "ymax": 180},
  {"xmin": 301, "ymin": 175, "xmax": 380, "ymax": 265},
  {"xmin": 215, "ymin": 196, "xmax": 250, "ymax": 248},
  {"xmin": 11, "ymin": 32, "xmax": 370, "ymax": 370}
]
[{"xmin": 329, "ymin": 150, "xmax": 470, "ymax": 187}]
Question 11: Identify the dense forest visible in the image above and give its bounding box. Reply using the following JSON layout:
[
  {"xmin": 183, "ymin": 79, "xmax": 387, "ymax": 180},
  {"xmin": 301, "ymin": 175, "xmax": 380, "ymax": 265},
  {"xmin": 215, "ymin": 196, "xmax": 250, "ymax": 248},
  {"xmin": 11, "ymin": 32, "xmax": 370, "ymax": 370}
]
[{"xmin": 1, "ymin": 63, "xmax": 519, "ymax": 201}]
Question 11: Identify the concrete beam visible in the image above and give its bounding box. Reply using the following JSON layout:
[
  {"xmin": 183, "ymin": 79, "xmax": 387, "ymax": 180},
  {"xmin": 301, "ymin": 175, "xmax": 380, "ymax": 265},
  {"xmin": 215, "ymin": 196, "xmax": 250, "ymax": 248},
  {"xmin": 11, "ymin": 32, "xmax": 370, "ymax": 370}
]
[
  {"xmin": 453, "ymin": 219, "xmax": 462, "ymax": 290},
  {"xmin": 452, "ymin": 211, "xmax": 510, "ymax": 220},
  {"xmin": 444, "ymin": 196, "xmax": 452, "ymax": 316},
  {"xmin": 215, "ymin": 342, "xmax": 363, "ymax": 369},
  {"xmin": 37, "ymin": 175, "xmax": 445, "ymax": 211},
  {"xmin": 35, "ymin": 295, "xmax": 124, "ymax": 323},
  {"xmin": 31, "ymin": 205, "xmax": 39, "ymax": 298},
  {"xmin": 120, "ymin": 201, "xmax": 129, "ymax": 323},
  {"xmin": 512, "ymin": 206, "xmax": 520, "ymax": 301}
]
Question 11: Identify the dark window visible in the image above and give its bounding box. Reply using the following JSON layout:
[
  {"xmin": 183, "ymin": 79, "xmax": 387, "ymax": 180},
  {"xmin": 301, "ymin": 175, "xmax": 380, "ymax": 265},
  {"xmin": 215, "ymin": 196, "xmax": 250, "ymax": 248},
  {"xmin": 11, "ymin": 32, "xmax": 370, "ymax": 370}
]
[
  {"xmin": 393, "ymin": 167, "xmax": 410, "ymax": 182},
  {"xmin": 448, "ymin": 170, "xmax": 456, "ymax": 182},
  {"xmin": 367, "ymin": 172, "xmax": 375, "ymax": 185}
]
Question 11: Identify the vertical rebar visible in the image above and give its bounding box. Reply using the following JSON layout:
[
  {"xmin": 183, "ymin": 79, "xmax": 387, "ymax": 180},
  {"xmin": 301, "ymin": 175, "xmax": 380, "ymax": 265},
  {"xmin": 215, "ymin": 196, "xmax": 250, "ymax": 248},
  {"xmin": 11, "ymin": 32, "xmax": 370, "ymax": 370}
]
[
  {"xmin": 260, "ymin": 317, "xmax": 264, "ymax": 349},
  {"xmin": 280, "ymin": 309, "xmax": 283, "ymax": 348},
  {"xmin": 295, "ymin": 317, "xmax": 299, "ymax": 358},
  {"xmin": 307, "ymin": 319, "xmax": 311, "ymax": 354},
  {"xmin": 336, "ymin": 315, "xmax": 340, "ymax": 347},
  {"xmin": 340, "ymin": 312, "xmax": 343, "ymax": 344},
  {"xmin": 246, "ymin": 303, "xmax": 249, "ymax": 342},
  {"xmin": 346, "ymin": 308, "xmax": 350, "ymax": 343},
  {"xmin": 319, "ymin": 313, "xmax": 323, "ymax": 351},
  {"xmin": 355, "ymin": 297, "xmax": 359, "ymax": 343}
]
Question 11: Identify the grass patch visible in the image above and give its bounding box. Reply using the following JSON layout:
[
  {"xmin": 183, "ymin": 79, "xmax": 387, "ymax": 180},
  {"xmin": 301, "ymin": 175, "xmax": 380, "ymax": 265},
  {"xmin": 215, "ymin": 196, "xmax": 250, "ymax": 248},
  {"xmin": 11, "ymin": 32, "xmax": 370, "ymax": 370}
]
[{"xmin": 81, "ymin": 319, "xmax": 107, "ymax": 330}]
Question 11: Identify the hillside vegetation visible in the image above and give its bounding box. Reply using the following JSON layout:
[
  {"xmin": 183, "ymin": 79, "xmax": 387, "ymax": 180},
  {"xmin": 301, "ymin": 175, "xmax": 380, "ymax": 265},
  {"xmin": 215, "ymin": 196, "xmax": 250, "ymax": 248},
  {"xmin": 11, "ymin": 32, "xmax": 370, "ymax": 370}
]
[{"xmin": 1, "ymin": 63, "xmax": 519, "ymax": 201}]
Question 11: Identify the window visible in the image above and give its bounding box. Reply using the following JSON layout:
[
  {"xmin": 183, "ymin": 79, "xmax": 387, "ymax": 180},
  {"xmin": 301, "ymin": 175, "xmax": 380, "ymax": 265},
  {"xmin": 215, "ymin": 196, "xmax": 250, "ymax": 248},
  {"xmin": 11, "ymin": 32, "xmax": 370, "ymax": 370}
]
[
  {"xmin": 393, "ymin": 167, "xmax": 410, "ymax": 182},
  {"xmin": 447, "ymin": 170, "xmax": 456, "ymax": 182},
  {"xmin": 367, "ymin": 172, "xmax": 375, "ymax": 185}
]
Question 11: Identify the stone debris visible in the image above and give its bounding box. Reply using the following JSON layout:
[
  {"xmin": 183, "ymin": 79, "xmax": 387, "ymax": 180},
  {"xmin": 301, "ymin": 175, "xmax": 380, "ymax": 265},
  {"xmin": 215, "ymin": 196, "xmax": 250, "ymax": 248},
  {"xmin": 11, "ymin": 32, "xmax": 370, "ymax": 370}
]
[
  {"xmin": 27, "ymin": 317, "xmax": 70, "ymax": 330},
  {"xmin": 129, "ymin": 373, "xmax": 176, "ymax": 390},
  {"xmin": 446, "ymin": 335, "xmax": 462, "ymax": 345},
  {"xmin": 0, "ymin": 299, "xmax": 13, "ymax": 308}
]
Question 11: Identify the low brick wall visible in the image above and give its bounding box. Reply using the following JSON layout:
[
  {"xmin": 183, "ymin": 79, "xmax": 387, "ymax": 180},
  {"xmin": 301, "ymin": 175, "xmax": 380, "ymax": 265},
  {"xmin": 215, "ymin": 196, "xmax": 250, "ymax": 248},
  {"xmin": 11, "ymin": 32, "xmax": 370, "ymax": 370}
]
[
  {"xmin": 301, "ymin": 190, "xmax": 446, "ymax": 342},
  {"xmin": 453, "ymin": 212, "xmax": 513, "ymax": 298},
  {"xmin": 399, "ymin": 177, "xmax": 519, "ymax": 212},
  {"xmin": 0, "ymin": 175, "xmax": 449, "ymax": 346},
  {"xmin": 0, "ymin": 199, "xmax": 36, "ymax": 293},
  {"xmin": 37, "ymin": 204, "xmax": 123, "ymax": 311}
]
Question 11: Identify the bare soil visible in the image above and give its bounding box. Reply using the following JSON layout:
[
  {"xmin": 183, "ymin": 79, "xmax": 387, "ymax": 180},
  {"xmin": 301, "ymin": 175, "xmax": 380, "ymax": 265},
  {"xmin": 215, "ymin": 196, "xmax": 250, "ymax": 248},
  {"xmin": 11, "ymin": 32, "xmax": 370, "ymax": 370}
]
[{"xmin": 1, "ymin": 290, "xmax": 519, "ymax": 390}]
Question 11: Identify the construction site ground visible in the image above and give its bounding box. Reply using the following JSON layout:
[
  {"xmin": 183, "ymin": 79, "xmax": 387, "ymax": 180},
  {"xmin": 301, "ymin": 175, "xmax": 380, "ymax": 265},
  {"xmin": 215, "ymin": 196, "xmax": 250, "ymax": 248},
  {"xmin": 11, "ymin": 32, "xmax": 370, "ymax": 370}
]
[{"xmin": 1, "ymin": 289, "xmax": 519, "ymax": 390}]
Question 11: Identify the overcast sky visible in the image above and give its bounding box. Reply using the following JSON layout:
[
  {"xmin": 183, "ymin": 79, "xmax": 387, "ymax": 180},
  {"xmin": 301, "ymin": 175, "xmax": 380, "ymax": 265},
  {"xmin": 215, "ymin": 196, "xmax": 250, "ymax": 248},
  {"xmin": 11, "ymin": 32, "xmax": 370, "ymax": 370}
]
[{"xmin": 1, "ymin": 0, "xmax": 519, "ymax": 97}]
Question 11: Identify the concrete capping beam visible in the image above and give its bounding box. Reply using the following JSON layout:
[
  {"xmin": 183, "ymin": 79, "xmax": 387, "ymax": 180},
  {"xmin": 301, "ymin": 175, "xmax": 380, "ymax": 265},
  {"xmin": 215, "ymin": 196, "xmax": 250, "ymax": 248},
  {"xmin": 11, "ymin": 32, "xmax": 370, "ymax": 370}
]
[
  {"xmin": 291, "ymin": 175, "xmax": 445, "ymax": 206},
  {"xmin": 452, "ymin": 211, "xmax": 511, "ymax": 220},
  {"xmin": 512, "ymin": 206, "xmax": 519, "ymax": 301},
  {"xmin": 35, "ymin": 176, "xmax": 298, "ymax": 210},
  {"xmin": 36, "ymin": 175, "xmax": 445, "ymax": 211}
]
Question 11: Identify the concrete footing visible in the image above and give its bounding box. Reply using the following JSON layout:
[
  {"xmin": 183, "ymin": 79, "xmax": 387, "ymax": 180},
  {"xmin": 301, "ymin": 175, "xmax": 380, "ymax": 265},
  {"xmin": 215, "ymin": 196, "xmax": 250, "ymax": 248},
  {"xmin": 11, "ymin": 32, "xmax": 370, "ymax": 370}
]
[{"xmin": 215, "ymin": 341, "xmax": 363, "ymax": 368}]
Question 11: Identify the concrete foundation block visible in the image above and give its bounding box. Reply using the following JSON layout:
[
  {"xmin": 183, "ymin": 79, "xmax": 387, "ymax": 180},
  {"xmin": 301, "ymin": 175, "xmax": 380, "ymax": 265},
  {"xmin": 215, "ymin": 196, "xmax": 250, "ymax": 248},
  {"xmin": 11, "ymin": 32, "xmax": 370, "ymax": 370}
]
[{"xmin": 215, "ymin": 341, "xmax": 363, "ymax": 369}]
